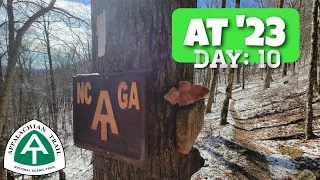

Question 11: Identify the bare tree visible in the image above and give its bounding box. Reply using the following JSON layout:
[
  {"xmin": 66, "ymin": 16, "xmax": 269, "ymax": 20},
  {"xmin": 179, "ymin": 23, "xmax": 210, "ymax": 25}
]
[
  {"xmin": 264, "ymin": 0, "xmax": 284, "ymax": 89},
  {"xmin": 0, "ymin": 0, "xmax": 56, "ymax": 137},
  {"xmin": 204, "ymin": 68, "xmax": 212, "ymax": 87},
  {"xmin": 236, "ymin": 64, "xmax": 242, "ymax": 84},
  {"xmin": 220, "ymin": 0, "xmax": 240, "ymax": 125},
  {"xmin": 41, "ymin": 14, "xmax": 58, "ymax": 133},
  {"xmin": 206, "ymin": 0, "xmax": 225, "ymax": 113},
  {"xmin": 305, "ymin": 0, "xmax": 318, "ymax": 140},
  {"xmin": 0, "ymin": 0, "xmax": 57, "ymax": 178},
  {"xmin": 264, "ymin": 67, "xmax": 272, "ymax": 89},
  {"xmin": 242, "ymin": 63, "xmax": 245, "ymax": 89},
  {"xmin": 206, "ymin": 68, "xmax": 219, "ymax": 113}
]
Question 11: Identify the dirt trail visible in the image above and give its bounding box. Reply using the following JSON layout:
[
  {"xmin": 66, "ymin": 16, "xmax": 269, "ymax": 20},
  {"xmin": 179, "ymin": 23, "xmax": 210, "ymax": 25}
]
[
  {"xmin": 193, "ymin": 69, "xmax": 320, "ymax": 180},
  {"xmin": 213, "ymin": 136, "xmax": 272, "ymax": 179},
  {"xmin": 228, "ymin": 75, "xmax": 320, "ymax": 179},
  {"xmin": 193, "ymin": 111, "xmax": 273, "ymax": 179},
  {"xmin": 228, "ymin": 98, "xmax": 320, "ymax": 179},
  {"xmin": 229, "ymin": 101, "xmax": 272, "ymax": 180}
]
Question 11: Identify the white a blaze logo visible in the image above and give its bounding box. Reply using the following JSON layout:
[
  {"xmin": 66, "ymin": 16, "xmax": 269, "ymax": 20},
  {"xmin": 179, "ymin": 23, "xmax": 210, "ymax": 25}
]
[
  {"xmin": 20, "ymin": 134, "xmax": 49, "ymax": 164},
  {"xmin": 4, "ymin": 120, "xmax": 65, "ymax": 175}
]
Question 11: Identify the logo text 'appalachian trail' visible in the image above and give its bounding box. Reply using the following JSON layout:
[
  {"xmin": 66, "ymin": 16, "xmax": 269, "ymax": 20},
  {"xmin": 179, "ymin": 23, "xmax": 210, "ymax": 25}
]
[{"xmin": 4, "ymin": 120, "xmax": 65, "ymax": 175}]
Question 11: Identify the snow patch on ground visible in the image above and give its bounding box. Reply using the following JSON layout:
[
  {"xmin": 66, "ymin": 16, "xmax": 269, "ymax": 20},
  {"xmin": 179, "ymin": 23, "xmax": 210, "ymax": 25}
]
[
  {"xmin": 47, "ymin": 139, "xmax": 92, "ymax": 180},
  {"xmin": 266, "ymin": 154, "xmax": 297, "ymax": 179}
]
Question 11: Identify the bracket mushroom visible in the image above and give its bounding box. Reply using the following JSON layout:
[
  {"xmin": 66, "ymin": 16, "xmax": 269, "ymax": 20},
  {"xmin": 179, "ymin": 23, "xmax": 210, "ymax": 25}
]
[{"xmin": 164, "ymin": 82, "xmax": 209, "ymax": 154}]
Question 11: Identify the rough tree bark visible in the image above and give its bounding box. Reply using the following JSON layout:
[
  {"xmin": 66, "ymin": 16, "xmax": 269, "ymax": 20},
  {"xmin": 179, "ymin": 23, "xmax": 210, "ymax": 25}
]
[
  {"xmin": 242, "ymin": 64, "xmax": 245, "ymax": 89},
  {"xmin": 315, "ymin": 56, "xmax": 319, "ymax": 93},
  {"xmin": 264, "ymin": 67, "xmax": 272, "ymax": 89},
  {"xmin": 313, "ymin": 3, "xmax": 319, "ymax": 94},
  {"xmin": 91, "ymin": 0, "xmax": 204, "ymax": 179},
  {"xmin": 204, "ymin": 68, "xmax": 211, "ymax": 87},
  {"xmin": 220, "ymin": 68, "xmax": 234, "ymax": 125},
  {"xmin": 318, "ymin": 65, "xmax": 320, "ymax": 94},
  {"xmin": 0, "ymin": 54, "xmax": 3, "ymax": 82},
  {"xmin": 237, "ymin": 64, "xmax": 241, "ymax": 84},
  {"xmin": 305, "ymin": 0, "xmax": 318, "ymax": 140},
  {"xmin": 206, "ymin": 68, "xmax": 219, "ymax": 113},
  {"xmin": 318, "ymin": 18, "xmax": 320, "ymax": 94},
  {"xmin": 282, "ymin": 64, "xmax": 288, "ymax": 77},
  {"xmin": 220, "ymin": 0, "xmax": 240, "ymax": 125}
]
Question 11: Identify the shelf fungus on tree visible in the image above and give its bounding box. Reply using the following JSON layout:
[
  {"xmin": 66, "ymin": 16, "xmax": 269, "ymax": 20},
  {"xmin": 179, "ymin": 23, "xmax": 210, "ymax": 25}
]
[
  {"xmin": 164, "ymin": 81, "xmax": 209, "ymax": 154},
  {"xmin": 164, "ymin": 87, "xmax": 180, "ymax": 105},
  {"xmin": 164, "ymin": 81, "xmax": 209, "ymax": 107},
  {"xmin": 176, "ymin": 99, "xmax": 206, "ymax": 154}
]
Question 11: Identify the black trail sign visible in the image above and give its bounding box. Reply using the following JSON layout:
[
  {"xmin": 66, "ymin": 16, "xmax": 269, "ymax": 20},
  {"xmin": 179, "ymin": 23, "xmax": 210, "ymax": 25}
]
[{"xmin": 73, "ymin": 71, "xmax": 146, "ymax": 166}]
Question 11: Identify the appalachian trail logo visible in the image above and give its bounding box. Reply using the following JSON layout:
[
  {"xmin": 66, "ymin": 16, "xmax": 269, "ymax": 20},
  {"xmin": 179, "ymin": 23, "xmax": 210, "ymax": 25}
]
[{"xmin": 4, "ymin": 120, "xmax": 65, "ymax": 175}]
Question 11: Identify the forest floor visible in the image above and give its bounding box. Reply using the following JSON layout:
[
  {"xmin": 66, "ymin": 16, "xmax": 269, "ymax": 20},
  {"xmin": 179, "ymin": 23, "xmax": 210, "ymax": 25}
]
[
  {"xmin": 47, "ymin": 123, "xmax": 93, "ymax": 180},
  {"xmin": 192, "ymin": 66, "xmax": 320, "ymax": 180}
]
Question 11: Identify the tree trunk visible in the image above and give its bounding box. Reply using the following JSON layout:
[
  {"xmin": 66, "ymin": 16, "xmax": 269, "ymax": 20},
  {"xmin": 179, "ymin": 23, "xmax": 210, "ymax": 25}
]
[
  {"xmin": 0, "ymin": 56, "xmax": 2, "ymax": 128},
  {"xmin": 222, "ymin": 0, "xmax": 226, "ymax": 7},
  {"xmin": 314, "ymin": 57, "xmax": 318, "ymax": 93},
  {"xmin": 26, "ymin": 60, "xmax": 34, "ymax": 120},
  {"xmin": 0, "ymin": 2, "xmax": 17, "ymax": 178},
  {"xmin": 44, "ymin": 60, "xmax": 52, "ymax": 127},
  {"xmin": 43, "ymin": 21, "xmax": 64, "ymax": 178},
  {"xmin": 220, "ymin": 0, "xmax": 240, "ymax": 125},
  {"xmin": 264, "ymin": 67, "xmax": 272, "ymax": 89},
  {"xmin": 242, "ymin": 64, "xmax": 245, "ymax": 89},
  {"xmin": 204, "ymin": 68, "xmax": 211, "ymax": 87},
  {"xmin": 18, "ymin": 55, "xmax": 24, "ymax": 126},
  {"xmin": 44, "ymin": 19, "xmax": 58, "ymax": 133},
  {"xmin": 91, "ymin": 0, "xmax": 203, "ymax": 179},
  {"xmin": 282, "ymin": 64, "xmax": 288, "ymax": 77},
  {"xmin": 280, "ymin": 0, "xmax": 287, "ymax": 78},
  {"xmin": 235, "ymin": 0, "xmax": 240, "ymax": 8},
  {"xmin": 206, "ymin": 68, "xmax": 219, "ymax": 113},
  {"xmin": 318, "ymin": 67, "xmax": 320, "ymax": 94},
  {"xmin": 0, "ymin": 55, "xmax": 2, "ymax": 81},
  {"xmin": 236, "ymin": 64, "xmax": 241, "ymax": 84},
  {"xmin": 265, "ymin": 0, "xmax": 284, "ymax": 88},
  {"xmin": 6, "ymin": 171, "xmax": 14, "ymax": 180},
  {"xmin": 220, "ymin": 68, "xmax": 234, "ymax": 125},
  {"xmin": 59, "ymin": 170, "xmax": 66, "ymax": 180},
  {"xmin": 305, "ymin": 0, "xmax": 318, "ymax": 140},
  {"xmin": 205, "ymin": 0, "xmax": 225, "ymax": 113}
]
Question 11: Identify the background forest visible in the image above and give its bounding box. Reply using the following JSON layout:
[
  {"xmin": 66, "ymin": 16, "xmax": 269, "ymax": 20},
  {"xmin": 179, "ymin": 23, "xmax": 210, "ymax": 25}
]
[{"xmin": 0, "ymin": 0, "xmax": 319, "ymax": 179}]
